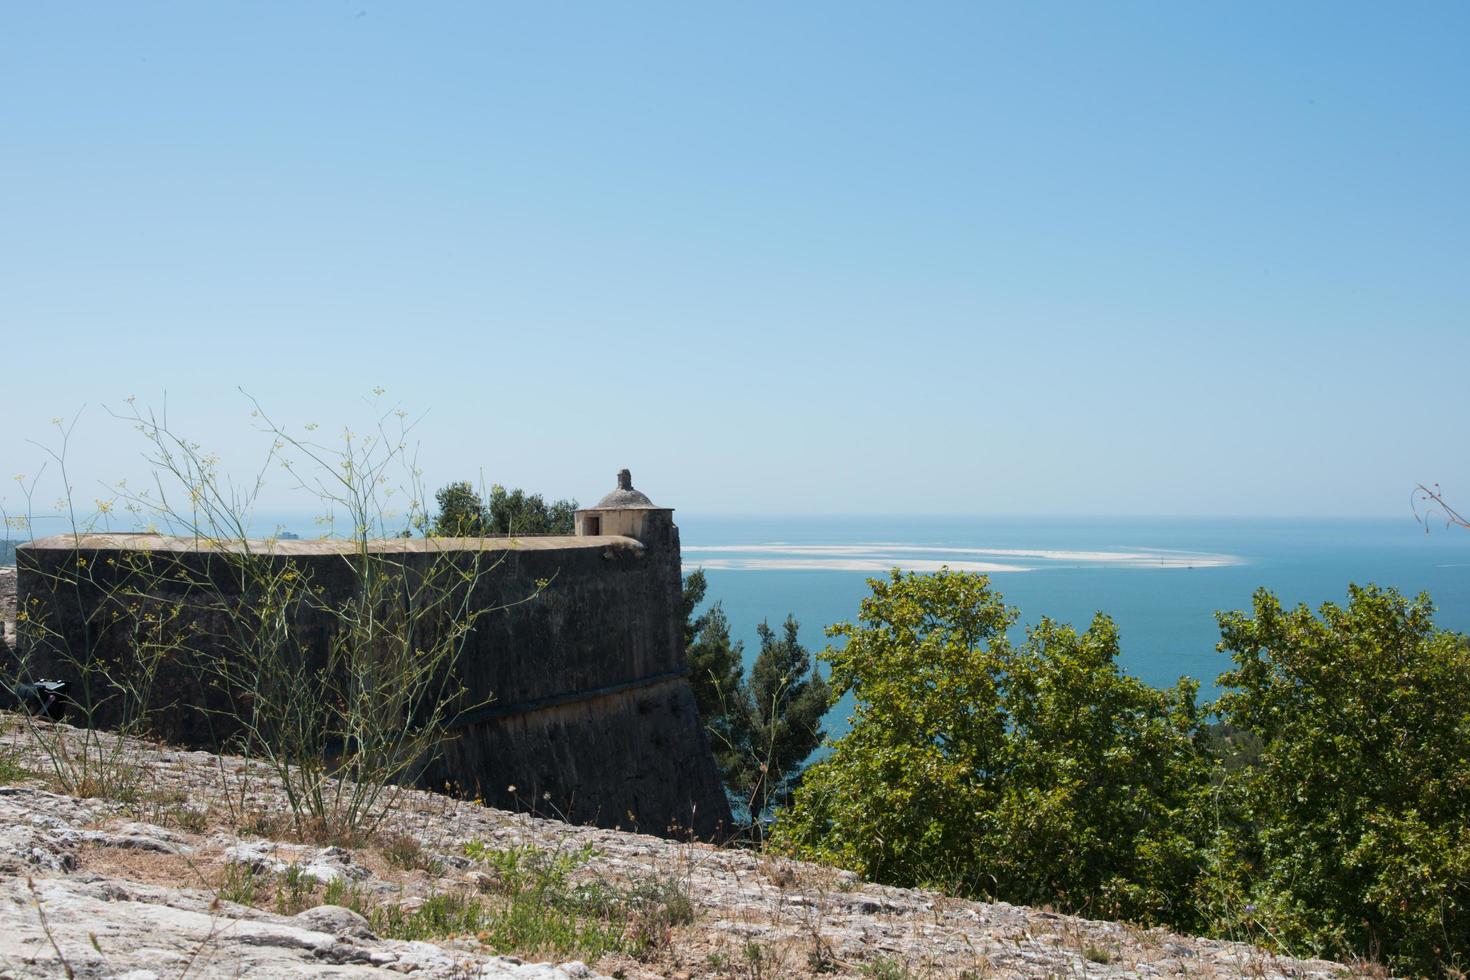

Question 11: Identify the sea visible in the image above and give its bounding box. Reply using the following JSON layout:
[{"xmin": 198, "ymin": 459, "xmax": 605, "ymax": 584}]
[{"xmin": 676, "ymin": 515, "xmax": 1470, "ymax": 739}]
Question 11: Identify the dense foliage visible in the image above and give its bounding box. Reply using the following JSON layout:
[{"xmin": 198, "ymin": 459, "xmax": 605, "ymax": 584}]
[
  {"xmin": 770, "ymin": 570, "xmax": 1470, "ymax": 976},
  {"xmin": 431, "ymin": 481, "xmax": 485, "ymax": 536},
  {"xmin": 429, "ymin": 481, "xmax": 577, "ymax": 536},
  {"xmin": 681, "ymin": 571, "xmax": 829, "ymax": 837},
  {"xmin": 771, "ymin": 570, "xmax": 1209, "ymax": 926},
  {"xmin": 1208, "ymin": 585, "xmax": 1470, "ymax": 975}
]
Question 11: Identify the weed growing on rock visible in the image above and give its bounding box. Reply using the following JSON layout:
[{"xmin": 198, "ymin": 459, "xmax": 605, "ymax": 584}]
[
  {"xmin": 859, "ymin": 956, "xmax": 922, "ymax": 979},
  {"xmin": 740, "ymin": 938, "xmax": 788, "ymax": 980},
  {"xmin": 0, "ymin": 716, "xmax": 32, "ymax": 785},
  {"xmin": 622, "ymin": 873, "xmax": 696, "ymax": 950},
  {"xmin": 274, "ymin": 864, "xmax": 316, "ymax": 915},
  {"xmin": 373, "ymin": 891, "xmax": 490, "ymax": 940},
  {"xmin": 379, "ymin": 831, "xmax": 446, "ymax": 875},
  {"xmin": 453, "ymin": 839, "xmax": 697, "ymax": 960},
  {"xmin": 129, "ymin": 787, "xmax": 209, "ymax": 833},
  {"xmin": 322, "ymin": 875, "xmax": 371, "ymax": 916},
  {"xmin": 217, "ymin": 861, "xmax": 262, "ymax": 906},
  {"xmin": 0, "ymin": 748, "xmax": 28, "ymax": 785}
]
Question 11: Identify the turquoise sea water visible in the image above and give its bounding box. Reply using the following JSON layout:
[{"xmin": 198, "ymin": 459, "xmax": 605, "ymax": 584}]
[{"xmin": 677, "ymin": 516, "xmax": 1470, "ymax": 738}]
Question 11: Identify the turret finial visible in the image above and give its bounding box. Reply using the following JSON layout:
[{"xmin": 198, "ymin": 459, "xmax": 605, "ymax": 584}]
[{"xmin": 617, "ymin": 468, "xmax": 633, "ymax": 491}]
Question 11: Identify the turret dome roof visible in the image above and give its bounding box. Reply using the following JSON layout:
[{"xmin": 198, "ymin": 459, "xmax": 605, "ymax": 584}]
[{"xmin": 592, "ymin": 469, "xmax": 661, "ymax": 509}]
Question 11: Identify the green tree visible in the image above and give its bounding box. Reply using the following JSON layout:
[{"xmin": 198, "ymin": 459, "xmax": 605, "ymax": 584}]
[
  {"xmin": 431, "ymin": 481, "xmax": 487, "ymax": 536},
  {"xmin": 681, "ymin": 569, "xmax": 746, "ymax": 749},
  {"xmin": 773, "ymin": 569, "xmax": 1209, "ymax": 925},
  {"xmin": 680, "ymin": 572, "xmax": 829, "ymax": 838},
  {"xmin": 992, "ymin": 615, "xmax": 1210, "ymax": 926},
  {"xmin": 726, "ymin": 616, "xmax": 829, "ymax": 835},
  {"xmin": 1208, "ymin": 585, "xmax": 1470, "ymax": 976},
  {"xmin": 485, "ymin": 484, "xmax": 576, "ymax": 535},
  {"xmin": 429, "ymin": 482, "xmax": 577, "ymax": 537},
  {"xmin": 774, "ymin": 569, "xmax": 1014, "ymax": 889},
  {"xmin": 680, "ymin": 568, "xmax": 708, "ymax": 652}
]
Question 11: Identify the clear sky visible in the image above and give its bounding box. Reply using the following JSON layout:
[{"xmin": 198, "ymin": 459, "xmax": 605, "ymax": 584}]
[{"xmin": 3, "ymin": 2, "xmax": 1467, "ymax": 519}]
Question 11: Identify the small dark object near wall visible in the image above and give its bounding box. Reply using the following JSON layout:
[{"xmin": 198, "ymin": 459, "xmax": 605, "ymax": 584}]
[{"xmin": 6, "ymin": 679, "xmax": 69, "ymax": 721}]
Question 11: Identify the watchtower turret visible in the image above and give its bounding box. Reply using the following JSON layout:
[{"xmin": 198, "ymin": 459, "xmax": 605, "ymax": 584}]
[{"xmin": 574, "ymin": 469, "xmax": 676, "ymax": 550}]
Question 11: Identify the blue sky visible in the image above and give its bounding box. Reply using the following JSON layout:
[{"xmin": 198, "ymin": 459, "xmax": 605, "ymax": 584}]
[{"xmin": 3, "ymin": 2, "xmax": 1467, "ymax": 518}]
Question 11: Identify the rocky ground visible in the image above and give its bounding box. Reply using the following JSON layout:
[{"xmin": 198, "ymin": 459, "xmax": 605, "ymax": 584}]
[{"xmin": 0, "ymin": 716, "xmax": 1377, "ymax": 980}]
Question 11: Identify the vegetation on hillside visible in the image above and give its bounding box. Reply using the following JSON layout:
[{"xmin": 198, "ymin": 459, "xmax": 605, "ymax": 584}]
[
  {"xmin": 770, "ymin": 570, "xmax": 1209, "ymax": 929},
  {"xmin": 1207, "ymin": 585, "xmax": 1470, "ymax": 974},
  {"xmin": 767, "ymin": 569, "xmax": 1470, "ymax": 978}
]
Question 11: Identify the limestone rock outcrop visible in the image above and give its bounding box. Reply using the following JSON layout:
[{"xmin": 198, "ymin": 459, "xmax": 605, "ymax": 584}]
[{"xmin": 0, "ymin": 723, "xmax": 1369, "ymax": 979}]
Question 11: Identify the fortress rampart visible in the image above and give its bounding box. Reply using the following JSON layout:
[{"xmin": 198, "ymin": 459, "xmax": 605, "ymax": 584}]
[{"xmin": 8, "ymin": 472, "xmax": 732, "ymax": 838}]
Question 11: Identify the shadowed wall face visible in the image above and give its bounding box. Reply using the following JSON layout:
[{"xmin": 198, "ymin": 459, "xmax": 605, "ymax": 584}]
[{"xmin": 12, "ymin": 531, "xmax": 732, "ymax": 839}]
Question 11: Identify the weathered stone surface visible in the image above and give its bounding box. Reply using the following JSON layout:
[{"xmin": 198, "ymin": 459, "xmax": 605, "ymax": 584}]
[
  {"xmin": 223, "ymin": 840, "xmax": 370, "ymax": 885},
  {"xmin": 75, "ymin": 820, "xmax": 192, "ymax": 853},
  {"xmin": 0, "ymin": 785, "xmax": 604, "ymax": 978},
  {"xmin": 293, "ymin": 904, "xmax": 376, "ymax": 940},
  {"xmin": 0, "ymin": 875, "xmax": 602, "ymax": 978},
  {"xmin": 0, "ymin": 724, "xmax": 1375, "ymax": 979},
  {"xmin": 0, "ymin": 786, "xmax": 98, "ymax": 873}
]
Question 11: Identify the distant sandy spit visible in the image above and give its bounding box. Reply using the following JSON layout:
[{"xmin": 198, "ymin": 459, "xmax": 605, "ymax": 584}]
[
  {"xmin": 682, "ymin": 543, "xmax": 1239, "ymax": 572},
  {"xmin": 690, "ymin": 557, "xmax": 1029, "ymax": 573}
]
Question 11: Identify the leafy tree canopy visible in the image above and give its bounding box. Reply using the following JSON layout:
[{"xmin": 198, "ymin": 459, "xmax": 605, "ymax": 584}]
[
  {"xmin": 1208, "ymin": 584, "xmax": 1470, "ymax": 975},
  {"xmin": 431, "ymin": 481, "xmax": 486, "ymax": 537},
  {"xmin": 772, "ymin": 568, "xmax": 1210, "ymax": 927},
  {"xmin": 485, "ymin": 485, "xmax": 577, "ymax": 536},
  {"xmin": 429, "ymin": 482, "xmax": 576, "ymax": 537}
]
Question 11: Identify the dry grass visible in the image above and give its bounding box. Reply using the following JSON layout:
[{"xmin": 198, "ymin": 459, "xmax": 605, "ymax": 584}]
[
  {"xmin": 377, "ymin": 831, "xmax": 447, "ymax": 875},
  {"xmin": 72, "ymin": 843, "xmax": 202, "ymax": 892}
]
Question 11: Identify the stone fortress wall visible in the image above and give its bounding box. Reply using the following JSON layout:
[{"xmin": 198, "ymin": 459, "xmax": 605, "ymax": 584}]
[{"xmin": 6, "ymin": 471, "xmax": 732, "ymax": 839}]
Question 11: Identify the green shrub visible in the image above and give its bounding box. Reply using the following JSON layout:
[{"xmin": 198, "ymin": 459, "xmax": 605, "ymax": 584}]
[
  {"xmin": 218, "ymin": 861, "xmax": 263, "ymax": 906},
  {"xmin": 274, "ymin": 864, "xmax": 317, "ymax": 915},
  {"xmin": 1207, "ymin": 585, "xmax": 1470, "ymax": 976},
  {"xmin": 860, "ymin": 956, "xmax": 920, "ymax": 979},
  {"xmin": 372, "ymin": 891, "xmax": 490, "ymax": 942},
  {"xmin": 322, "ymin": 876, "xmax": 370, "ymax": 916}
]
